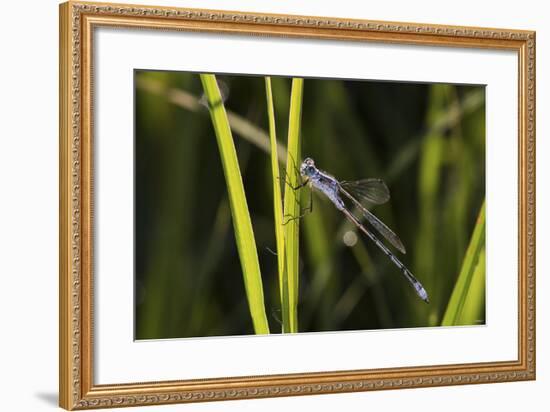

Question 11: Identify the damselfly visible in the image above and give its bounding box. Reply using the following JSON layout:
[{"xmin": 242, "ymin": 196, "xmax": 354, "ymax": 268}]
[{"xmin": 295, "ymin": 157, "xmax": 429, "ymax": 303}]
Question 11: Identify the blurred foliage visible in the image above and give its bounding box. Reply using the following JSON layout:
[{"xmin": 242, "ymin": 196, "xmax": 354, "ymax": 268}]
[{"xmin": 135, "ymin": 70, "xmax": 486, "ymax": 339}]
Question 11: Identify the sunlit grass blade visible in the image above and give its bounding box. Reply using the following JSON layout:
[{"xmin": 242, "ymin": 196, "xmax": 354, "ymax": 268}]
[
  {"xmin": 282, "ymin": 78, "xmax": 304, "ymax": 333},
  {"xmin": 441, "ymin": 200, "xmax": 486, "ymax": 326},
  {"xmin": 456, "ymin": 248, "xmax": 486, "ymax": 324},
  {"xmin": 200, "ymin": 74, "xmax": 270, "ymax": 334},
  {"xmin": 265, "ymin": 77, "xmax": 289, "ymax": 331}
]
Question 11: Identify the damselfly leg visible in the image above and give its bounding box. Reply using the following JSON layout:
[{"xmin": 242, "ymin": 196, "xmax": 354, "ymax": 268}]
[{"xmin": 279, "ymin": 154, "xmax": 314, "ymax": 224}]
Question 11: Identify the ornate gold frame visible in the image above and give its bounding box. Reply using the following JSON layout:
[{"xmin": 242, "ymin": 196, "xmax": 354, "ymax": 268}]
[{"xmin": 59, "ymin": 1, "xmax": 536, "ymax": 409}]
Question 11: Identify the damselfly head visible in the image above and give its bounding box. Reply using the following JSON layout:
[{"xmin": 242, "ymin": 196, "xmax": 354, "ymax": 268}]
[{"xmin": 300, "ymin": 157, "xmax": 316, "ymax": 177}]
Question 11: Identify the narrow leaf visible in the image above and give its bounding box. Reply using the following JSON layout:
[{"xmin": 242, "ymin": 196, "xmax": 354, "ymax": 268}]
[
  {"xmin": 441, "ymin": 201, "xmax": 486, "ymax": 326},
  {"xmin": 200, "ymin": 74, "xmax": 269, "ymax": 334},
  {"xmin": 265, "ymin": 77, "xmax": 289, "ymax": 332},
  {"xmin": 282, "ymin": 78, "xmax": 304, "ymax": 333},
  {"xmin": 457, "ymin": 248, "xmax": 486, "ymax": 325}
]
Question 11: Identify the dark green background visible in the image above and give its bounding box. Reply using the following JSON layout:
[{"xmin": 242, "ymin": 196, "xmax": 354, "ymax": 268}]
[{"xmin": 135, "ymin": 70, "xmax": 485, "ymax": 339}]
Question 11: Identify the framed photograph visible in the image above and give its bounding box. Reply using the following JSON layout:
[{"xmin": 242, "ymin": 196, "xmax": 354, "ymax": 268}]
[{"xmin": 59, "ymin": 1, "xmax": 536, "ymax": 409}]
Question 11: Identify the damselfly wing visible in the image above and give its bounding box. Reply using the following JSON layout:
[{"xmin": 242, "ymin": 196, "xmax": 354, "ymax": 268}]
[
  {"xmin": 339, "ymin": 180, "xmax": 406, "ymax": 254},
  {"xmin": 299, "ymin": 157, "xmax": 429, "ymax": 303}
]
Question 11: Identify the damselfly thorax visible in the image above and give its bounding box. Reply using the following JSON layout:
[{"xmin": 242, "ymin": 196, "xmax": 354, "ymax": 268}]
[{"xmin": 303, "ymin": 167, "xmax": 345, "ymax": 211}]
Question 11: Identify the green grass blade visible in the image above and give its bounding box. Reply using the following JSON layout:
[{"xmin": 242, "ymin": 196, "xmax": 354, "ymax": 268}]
[
  {"xmin": 265, "ymin": 77, "xmax": 289, "ymax": 331},
  {"xmin": 441, "ymin": 200, "xmax": 486, "ymax": 326},
  {"xmin": 200, "ymin": 74, "xmax": 270, "ymax": 334},
  {"xmin": 457, "ymin": 248, "xmax": 486, "ymax": 324},
  {"xmin": 282, "ymin": 78, "xmax": 304, "ymax": 333}
]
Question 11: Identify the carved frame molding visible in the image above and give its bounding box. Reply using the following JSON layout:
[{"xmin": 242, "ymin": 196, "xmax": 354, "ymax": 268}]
[{"xmin": 59, "ymin": 1, "xmax": 535, "ymax": 409}]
